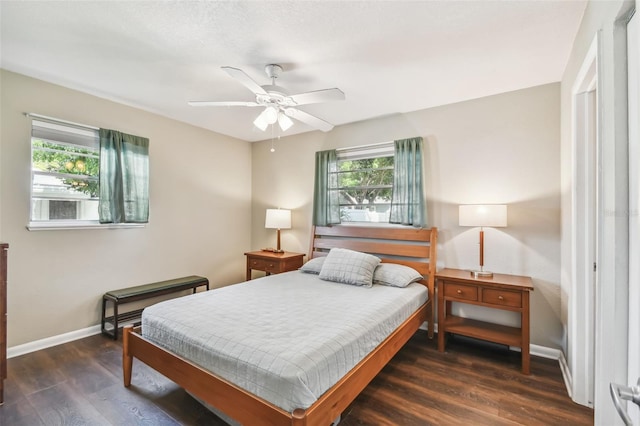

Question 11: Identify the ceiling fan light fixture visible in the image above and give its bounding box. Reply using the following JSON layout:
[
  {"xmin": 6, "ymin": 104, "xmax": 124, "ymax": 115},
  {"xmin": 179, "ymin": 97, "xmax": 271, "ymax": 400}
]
[
  {"xmin": 278, "ymin": 112, "xmax": 294, "ymax": 131},
  {"xmin": 264, "ymin": 106, "xmax": 278, "ymax": 124},
  {"xmin": 253, "ymin": 110, "xmax": 269, "ymax": 131}
]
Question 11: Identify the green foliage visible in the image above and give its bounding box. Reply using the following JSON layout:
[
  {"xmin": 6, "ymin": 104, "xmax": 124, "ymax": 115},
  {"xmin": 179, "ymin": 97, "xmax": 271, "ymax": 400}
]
[
  {"xmin": 338, "ymin": 156, "xmax": 394, "ymax": 207},
  {"xmin": 32, "ymin": 140, "xmax": 99, "ymax": 198}
]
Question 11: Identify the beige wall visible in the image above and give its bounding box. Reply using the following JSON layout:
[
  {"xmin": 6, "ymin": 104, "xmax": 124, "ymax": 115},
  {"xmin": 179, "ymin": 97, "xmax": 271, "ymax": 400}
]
[
  {"xmin": 252, "ymin": 83, "xmax": 562, "ymax": 349},
  {"xmin": 0, "ymin": 70, "xmax": 252, "ymax": 346}
]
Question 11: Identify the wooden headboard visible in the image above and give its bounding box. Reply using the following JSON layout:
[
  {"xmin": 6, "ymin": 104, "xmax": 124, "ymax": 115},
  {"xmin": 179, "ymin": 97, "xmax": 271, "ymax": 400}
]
[{"xmin": 309, "ymin": 225, "xmax": 438, "ymax": 338}]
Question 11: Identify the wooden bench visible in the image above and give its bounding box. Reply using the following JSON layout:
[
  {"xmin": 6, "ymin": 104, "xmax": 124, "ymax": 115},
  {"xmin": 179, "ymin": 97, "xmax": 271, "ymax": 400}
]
[{"xmin": 101, "ymin": 275, "xmax": 209, "ymax": 340}]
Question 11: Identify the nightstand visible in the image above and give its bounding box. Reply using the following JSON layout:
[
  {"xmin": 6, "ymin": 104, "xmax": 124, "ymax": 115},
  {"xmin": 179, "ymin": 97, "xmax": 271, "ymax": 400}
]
[
  {"xmin": 436, "ymin": 268, "xmax": 534, "ymax": 374},
  {"xmin": 244, "ymin": 251, "xmax": 305, "ymax": 281}
]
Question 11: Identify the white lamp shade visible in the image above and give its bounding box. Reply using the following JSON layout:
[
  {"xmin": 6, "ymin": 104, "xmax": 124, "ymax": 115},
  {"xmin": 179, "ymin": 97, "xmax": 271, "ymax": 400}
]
[
  {"xmin": 253, "ymin": 111, "xmax": 269, "ymax": 131},
  {"xmin": 265, "ymin": 209, "xmax": 291, "ymax": 229},
  {"xmin": 278, "ymin": 112, "xmax": 294, "ymax": 131},
  {"xmin": 264, "ymin": 106, "xmax": 278, "ymax": 124},
  {"xmin": 459, "ymin": 204, "xmax": 507, "ymax": 227}
]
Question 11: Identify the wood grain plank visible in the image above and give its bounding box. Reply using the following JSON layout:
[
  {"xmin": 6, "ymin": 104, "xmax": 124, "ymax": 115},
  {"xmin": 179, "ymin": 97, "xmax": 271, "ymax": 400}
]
[
  {"xmin": 26, "ymin": 382, "xmax": 111, "ymax": 425},
  {"xmin": 8, "ymin": 350, "xmax": 67, "ymax": 396},
  {"xmin": 85, "ymin": 382, "xmax": 183, "ymax": 426}
]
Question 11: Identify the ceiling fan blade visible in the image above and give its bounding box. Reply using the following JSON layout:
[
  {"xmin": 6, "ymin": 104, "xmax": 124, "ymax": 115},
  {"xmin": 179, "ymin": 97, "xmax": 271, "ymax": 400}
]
[
  {"xmin": 284, "ymin": 108, "xmax": 334, "ymax": 132},
  {"xmin": 188, "ymin": 101, "xmax": 259, "ymax": 107},
  {"xmin": 289, "ymin": 88, "xmax": 345, "ymax": 106},
  {"xmin": 221, "ymin": 66, "xmax": 268, "ymax": 96}
]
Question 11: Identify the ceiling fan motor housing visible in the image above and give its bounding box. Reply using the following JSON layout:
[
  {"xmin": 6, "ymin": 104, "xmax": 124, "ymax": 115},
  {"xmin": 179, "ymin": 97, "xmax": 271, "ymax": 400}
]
[
  {"xmin": 257, "ymin": 87, "xmax": 295, "ymax": 108},
  {"xmin": 265, "ymin": 64, "xmax": 283, "ymax": 79}
]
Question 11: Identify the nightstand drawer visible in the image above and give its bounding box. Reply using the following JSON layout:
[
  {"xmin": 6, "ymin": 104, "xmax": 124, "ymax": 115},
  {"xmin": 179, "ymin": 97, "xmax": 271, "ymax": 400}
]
[
  {"xmin": 248, "ymin": 258, "xmax": 280, "ymax": 272},
  {"xmin": 245, "ymin": 251, "xmax": 305, "ymax": 280},
  {"xmin": 482, "ymin": 288, "xmax": 522, "ymax": 308},
  {"xmin": 262, "ymin": 261, "xmax": 280, "ymax": 273},
  {"xmin": 444, "ymin": 283, "xmax": 478, "ymax": 301}
]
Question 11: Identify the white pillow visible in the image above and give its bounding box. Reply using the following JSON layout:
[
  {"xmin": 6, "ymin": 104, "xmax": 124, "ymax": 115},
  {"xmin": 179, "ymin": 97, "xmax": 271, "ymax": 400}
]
[
  {"xmin": 373, "ymin": 263, "xmax": 423, "ymax": 288},
  {"xmin": 319, "ymin": 248, "xmax": 381, "ymax": 287},
  {"xmin": 299, "ymin": 257, "xmax": 325, "ymax": 274}
]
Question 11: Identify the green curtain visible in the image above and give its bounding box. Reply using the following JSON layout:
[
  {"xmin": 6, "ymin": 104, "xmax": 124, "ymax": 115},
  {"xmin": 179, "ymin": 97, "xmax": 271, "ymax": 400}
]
[
  {"xmin": 390, "ymin": 137, "xmax": 426, "ymax": 227},
  {"xmin": 312, "ymin": 149, "xmax": 341, "ymax": 226},
  {"xmin": 98, "ymin": 129, "xmax": 149, "ymax": 224}
]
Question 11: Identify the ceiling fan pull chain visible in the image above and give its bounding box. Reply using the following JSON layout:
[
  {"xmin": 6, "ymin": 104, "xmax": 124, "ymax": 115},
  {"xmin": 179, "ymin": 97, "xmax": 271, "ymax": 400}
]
[{"xmin": 270, "ymin": 123, "xmax": 276, "ymax": 153}]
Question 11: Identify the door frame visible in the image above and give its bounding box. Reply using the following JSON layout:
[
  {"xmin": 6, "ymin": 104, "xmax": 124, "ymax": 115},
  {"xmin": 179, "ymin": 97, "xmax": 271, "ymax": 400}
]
[
  {"xmin": 569, "ymin": 33, "xmax": 599, "ymax": 408},
  {"xmin": 626, "ymin": 8, "xmax": 639, "ymax": 425}
]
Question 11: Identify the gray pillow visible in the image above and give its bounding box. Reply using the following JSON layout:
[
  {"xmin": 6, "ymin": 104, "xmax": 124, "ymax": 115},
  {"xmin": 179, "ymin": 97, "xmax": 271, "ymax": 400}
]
[
  {"xmin": 299, "ymin": 256, "xmax": 325, "ymax": 274},
  {"xmin": 373, "ymin": 263, "xmax": 423, "ymax": 288},
  {"xmin": 318, "ymin": 248, "xmax": 381, "ymax": 287}
]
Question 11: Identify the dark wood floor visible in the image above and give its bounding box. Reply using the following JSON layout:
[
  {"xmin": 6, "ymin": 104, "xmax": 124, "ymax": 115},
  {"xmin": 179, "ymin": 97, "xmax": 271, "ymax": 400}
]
[{"xmin": 1, "ymin": 331, "xmax": 592, "ymax": 425}]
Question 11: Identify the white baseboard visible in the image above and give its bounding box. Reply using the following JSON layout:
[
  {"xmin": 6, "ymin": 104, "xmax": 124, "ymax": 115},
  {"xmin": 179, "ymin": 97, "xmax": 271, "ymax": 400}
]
[
  {"xmin": 530, "ymin": 343, "xmax": 562, "ymax": 360},
  {"xmin": 558, "ymin": 350, "xmax": 573, "ymax": 399},
  {"xmin": 7, "ymin": 325, "xmax": 102, "ymax": 359}
]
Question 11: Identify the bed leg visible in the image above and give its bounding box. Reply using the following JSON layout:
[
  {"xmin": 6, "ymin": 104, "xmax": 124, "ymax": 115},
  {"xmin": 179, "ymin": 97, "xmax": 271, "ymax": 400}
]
[
  {"xmin": 427, "ymin": 304, "xmax": 435, "ymax": 339},
  {"xmin": 123, "ymin": 325, "xmax": 133, "ymax": 387},
  {"xmin": 291, "ymin": 408, "xmax": 307, "ymax": 426}
]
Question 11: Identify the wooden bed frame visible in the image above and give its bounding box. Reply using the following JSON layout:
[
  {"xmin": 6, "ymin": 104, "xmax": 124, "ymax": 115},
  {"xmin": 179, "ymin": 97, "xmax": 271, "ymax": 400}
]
[{"xmin": 123, "ymin": 225, "xmax": 437, "ymax": 426}]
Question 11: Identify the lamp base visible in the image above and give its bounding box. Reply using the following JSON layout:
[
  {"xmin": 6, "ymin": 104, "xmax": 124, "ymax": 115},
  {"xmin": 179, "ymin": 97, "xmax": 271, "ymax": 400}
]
[{"xmin": 471, "ymin": 270, "xmax": 494, "ymax": 279}]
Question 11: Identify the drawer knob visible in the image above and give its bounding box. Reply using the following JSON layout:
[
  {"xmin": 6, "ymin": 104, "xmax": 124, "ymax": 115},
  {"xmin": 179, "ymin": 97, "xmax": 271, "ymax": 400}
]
[
  {"xmin": 269, "ymin": 264, "xmax": 274, "ymax": 267},
  {"xmin": 498, "ymin": 295, "xmax": 504, "ymax": 300},
  {"xmin": 457, "ymin": 290, "xmax": 462, "ymax": 295}
]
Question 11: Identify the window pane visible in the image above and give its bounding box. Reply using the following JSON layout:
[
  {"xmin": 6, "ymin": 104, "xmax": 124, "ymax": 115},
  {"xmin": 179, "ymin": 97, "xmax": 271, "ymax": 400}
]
[
  {"xmin": 334, "ymin": 155, "xmax": 394, "ymax": 223},
  {"xmin": 31, "ymin": 135, "xmax": 100, "ymax": 222},
  {"xmin": 31, "ymin": 198, "xmax": 99, "ymax": 221}
]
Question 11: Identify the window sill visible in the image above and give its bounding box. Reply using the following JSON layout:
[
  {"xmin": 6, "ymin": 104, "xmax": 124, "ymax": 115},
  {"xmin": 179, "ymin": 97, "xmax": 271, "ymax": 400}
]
[{"xmin": 27, "ymin": 221, "xmax": 146, "ymax": 231}]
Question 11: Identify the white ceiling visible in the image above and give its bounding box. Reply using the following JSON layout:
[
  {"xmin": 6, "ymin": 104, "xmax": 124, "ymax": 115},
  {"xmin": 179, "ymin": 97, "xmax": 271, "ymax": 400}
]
[{"xmin": 0, "ymin": 1, "xmax": 586, "ymax": 142}]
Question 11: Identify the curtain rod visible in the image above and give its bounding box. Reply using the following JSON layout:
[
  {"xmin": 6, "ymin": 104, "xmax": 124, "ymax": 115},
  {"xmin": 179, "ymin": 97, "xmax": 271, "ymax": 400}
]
[{"xmin": 25, "ymin": 113, "xmax": 100, "ymax": 131}]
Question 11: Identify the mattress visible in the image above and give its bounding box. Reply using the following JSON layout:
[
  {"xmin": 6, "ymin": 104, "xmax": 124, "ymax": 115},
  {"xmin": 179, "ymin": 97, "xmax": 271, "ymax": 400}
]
[{"xmin": 141, "ymin": 270, "xmax": 428, "ymax": 412}]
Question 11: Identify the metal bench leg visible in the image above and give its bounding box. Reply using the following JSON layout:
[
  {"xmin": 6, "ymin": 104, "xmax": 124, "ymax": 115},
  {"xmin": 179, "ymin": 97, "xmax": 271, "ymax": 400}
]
[
  {"xmin": 101, "ymin": 297, "xmax": 119, "ymax": 340},
  {"xmin": 101, "ymin": 297, "xmax": 107, "ymax": 335},
  {"xmin": 112, "ymin": 302, "xmax": 119, "ymax": 340}
]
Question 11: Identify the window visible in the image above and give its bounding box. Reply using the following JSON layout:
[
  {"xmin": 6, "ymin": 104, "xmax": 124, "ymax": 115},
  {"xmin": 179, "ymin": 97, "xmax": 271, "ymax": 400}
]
[
  {"xmin": 30, "ymin": 117, "xmax": 100, "ymax": 224},
  {"xmin": 333, "ymin": 143, "xmax": 394, "ymax": 223},
  {"xmin": 29, "ymin": 115, "xmax": 150, "ymax": 229}
]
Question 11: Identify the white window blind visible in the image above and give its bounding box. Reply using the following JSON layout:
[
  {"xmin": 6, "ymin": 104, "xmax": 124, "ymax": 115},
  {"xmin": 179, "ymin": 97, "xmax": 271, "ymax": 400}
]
[{"xmin": 31, "ymin": 117, "xmax": 99, "ymax": 149}]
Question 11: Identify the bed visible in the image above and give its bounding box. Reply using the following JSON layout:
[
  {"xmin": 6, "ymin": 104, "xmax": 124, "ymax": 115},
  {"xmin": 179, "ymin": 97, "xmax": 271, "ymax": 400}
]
[{"xmin": 123, "ymin": 225, "xmax": 438, "ymax": 426}]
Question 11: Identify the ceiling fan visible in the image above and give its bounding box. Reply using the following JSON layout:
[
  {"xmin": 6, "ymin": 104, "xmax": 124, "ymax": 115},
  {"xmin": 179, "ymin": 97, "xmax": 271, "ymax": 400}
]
[{"xmin": 188, "ymin": 64, "xmax": 345, "ymax": 132}]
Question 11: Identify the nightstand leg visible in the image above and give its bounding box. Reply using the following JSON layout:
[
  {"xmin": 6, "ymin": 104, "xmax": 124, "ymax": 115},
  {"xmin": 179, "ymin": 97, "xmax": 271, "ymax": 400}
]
[
  {"xmin": 437, "ymin": 281, "xmax": 445, "ymax": 352},
  {"xmin": 522, "ymin": 291, "xmax": 531, "ymax": 374}
]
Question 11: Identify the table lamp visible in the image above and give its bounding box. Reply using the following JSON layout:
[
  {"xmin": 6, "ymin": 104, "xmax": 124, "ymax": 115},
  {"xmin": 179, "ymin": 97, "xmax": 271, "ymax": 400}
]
[
  {"xmin": 459, "ymin": 204, "xmax": 508, "ymax": 278},
  {"xmin": 265, "ymin": 209, "xmax": 291, "ymax": 253}
]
